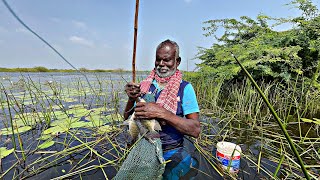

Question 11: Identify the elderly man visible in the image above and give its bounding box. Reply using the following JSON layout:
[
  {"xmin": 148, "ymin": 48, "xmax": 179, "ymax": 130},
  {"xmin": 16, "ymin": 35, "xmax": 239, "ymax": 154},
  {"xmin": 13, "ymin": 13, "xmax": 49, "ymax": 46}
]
[{"xmin": 124, "ymin": 39, "xmax": 200, "ymax": 179}]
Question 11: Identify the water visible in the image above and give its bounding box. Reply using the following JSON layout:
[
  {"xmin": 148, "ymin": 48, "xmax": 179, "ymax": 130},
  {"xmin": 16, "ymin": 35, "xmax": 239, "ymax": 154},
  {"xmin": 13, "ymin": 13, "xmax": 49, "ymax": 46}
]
[
  {"xmin": 1, "ymin": 72, "xmax": 314, "ymax": 179},
  {"xmin": 0, "ymin": 72, "xmax": 144, "ymax": 179}
]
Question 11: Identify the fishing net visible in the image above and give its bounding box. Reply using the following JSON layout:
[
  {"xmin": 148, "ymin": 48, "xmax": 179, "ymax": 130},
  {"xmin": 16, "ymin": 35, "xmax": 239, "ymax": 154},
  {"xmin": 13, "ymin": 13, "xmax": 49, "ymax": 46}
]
[{"xmin": 113, "ymin": 138, "xmax": 165, "ymax": 180}]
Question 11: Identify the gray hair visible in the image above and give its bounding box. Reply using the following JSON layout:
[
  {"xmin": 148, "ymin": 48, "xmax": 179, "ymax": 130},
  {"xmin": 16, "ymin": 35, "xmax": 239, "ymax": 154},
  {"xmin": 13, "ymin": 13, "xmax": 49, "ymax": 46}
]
[{"xmin": 156, "ymin": 39, "xmax": 180, "ymax": 59}]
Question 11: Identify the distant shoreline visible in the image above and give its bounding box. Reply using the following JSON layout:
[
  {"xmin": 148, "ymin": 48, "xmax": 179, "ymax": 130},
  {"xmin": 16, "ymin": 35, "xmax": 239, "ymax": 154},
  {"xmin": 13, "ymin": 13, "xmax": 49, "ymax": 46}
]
[{"xmin": 0, "ymin": 66, "xmax": 146, "ymax": 73}]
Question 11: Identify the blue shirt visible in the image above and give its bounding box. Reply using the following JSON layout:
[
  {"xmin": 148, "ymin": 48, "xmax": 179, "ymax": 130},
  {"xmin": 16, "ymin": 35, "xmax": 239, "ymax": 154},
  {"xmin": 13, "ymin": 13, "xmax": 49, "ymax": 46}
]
[
  {"xmin": 146, "ymin": 79, "xmax": 199, "ymax": 150},
  {"xmin": 151, "ymin": 79, "xmax": 200, "ymax": 115}
]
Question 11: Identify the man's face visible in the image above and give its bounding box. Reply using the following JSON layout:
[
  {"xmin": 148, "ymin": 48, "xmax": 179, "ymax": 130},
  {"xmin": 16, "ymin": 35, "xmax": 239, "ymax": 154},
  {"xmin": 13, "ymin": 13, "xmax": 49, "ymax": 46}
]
[{"xmin": 155, "ymin": 44, "xmax": 180, "ymax": 78}]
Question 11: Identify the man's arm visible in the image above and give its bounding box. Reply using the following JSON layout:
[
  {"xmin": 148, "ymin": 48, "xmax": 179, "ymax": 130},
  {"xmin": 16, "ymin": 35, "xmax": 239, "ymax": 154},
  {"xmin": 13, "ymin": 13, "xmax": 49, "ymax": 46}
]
[
  {"xmin": 123, "ymin": 82, "xmax": 141, "ymax": 119},
  {"xmin": 160, "ymin": 110, "xmax": 200, "ymax": 138},
  {"xmin": 134, "ymin": 103, "xmax": 200, "ymax": 138}
]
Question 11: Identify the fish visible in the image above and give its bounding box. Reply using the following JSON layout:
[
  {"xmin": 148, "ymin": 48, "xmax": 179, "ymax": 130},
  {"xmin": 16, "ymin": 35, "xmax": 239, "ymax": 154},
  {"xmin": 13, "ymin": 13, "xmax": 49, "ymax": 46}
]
[{"xmin": 126, "ymin": 98, "xmax": 162, "ymax": 142}]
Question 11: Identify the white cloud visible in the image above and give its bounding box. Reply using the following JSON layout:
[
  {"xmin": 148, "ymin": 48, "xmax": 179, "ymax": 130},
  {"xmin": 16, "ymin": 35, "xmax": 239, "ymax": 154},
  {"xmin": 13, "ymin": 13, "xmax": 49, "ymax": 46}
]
[
  {"xmin": 184, "ymin": 0, "xmax": 192, "ymax": 3},
  {"xmin": 69, "ymin": 36, "xmax": 94, "ymax": 47},
  {"xmin": 72, "ymin": 20, "xmax": 87, "ymax": 29}
]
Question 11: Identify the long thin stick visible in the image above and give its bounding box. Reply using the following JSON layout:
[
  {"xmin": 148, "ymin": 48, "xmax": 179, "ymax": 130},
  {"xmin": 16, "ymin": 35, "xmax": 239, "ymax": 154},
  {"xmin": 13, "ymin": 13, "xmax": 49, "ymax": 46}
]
[
  {"xmin": 231, "ymin": 52, "xmax": 310, "ymax": 180},
  {"xmin": 132, "ymin": 0, "xmax": 140, "ymax": 83}
]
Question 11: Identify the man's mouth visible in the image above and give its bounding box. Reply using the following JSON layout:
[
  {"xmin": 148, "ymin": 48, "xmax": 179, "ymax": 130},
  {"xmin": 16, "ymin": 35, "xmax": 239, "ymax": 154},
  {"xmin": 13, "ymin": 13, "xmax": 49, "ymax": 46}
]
[{"xmin": 158, "ymin": 68, "xmax": 168, "ymax": 73}]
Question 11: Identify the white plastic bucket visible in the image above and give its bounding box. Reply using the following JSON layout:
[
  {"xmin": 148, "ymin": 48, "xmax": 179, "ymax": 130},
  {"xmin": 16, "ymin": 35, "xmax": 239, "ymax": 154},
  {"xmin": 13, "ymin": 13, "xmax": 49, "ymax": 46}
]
[{"xmin": 216, "ymin": 141, "xmax": 241, "ymax": 173}]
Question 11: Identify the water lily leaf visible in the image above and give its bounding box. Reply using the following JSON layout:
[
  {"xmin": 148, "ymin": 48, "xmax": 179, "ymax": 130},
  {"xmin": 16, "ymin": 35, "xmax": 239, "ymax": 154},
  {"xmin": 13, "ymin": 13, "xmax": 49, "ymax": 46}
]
[
  {"xmin": 63, "ymin": 98, "xmax": 77, "ymax": 103},
  {"xmin": 105, "ymin": 113, "xmax": 123, "ymax": 121},
  {"xmin": 38, "ymin": 140, "xmax": 55, "ymax": 149},
  {"xmin": 51, "ymin": 118, "xmax": 79, "ymax": 127},
  {"xmin": 89, "ymin": 107, "xmax": 115, "ymax": 115},
  {"xmin": 43, "ymin": 126, "xmax": 65, "ymax": 135},
  {"xmin": 37, "ymin": 134, "xmax": 52, "ymax": 140},
  {"xmin": 51, "ymin": 111, "xmax": 69, "ymax": 119},
  {"xmin": 0, "ymin": 147, "xmax": 14, "ymax": 159},
  {"xmin": 1, "ymin": 126, "xmax": 32, "ymax": 135},
  {"xmin": 97, "ymin": 125, "xmax": 120, "ymax": 134},
  {"xmin": 69, "ymin": 104, "xmax": 87, "ymax": 109},
  {"xmin": 50, "ymin": 105, "xmax": 65, "ymax": 110},
  {"xmin": 68, "ymin": 108, "xmax": 90, "ymax": 117},
  {"xmin": 69, "ymin": 121, "xmax": 88, "ymax": 128},
  {"xmin": 14, "ymin": 112, "xmax": 45, "ymax": 121},
  {"xmin": 44, "ymin": 120, "xmax": 88, "ymax": 134},
  {"xmin": 87, "ymin": 115, "xmax": 107, "ymax": 126}
]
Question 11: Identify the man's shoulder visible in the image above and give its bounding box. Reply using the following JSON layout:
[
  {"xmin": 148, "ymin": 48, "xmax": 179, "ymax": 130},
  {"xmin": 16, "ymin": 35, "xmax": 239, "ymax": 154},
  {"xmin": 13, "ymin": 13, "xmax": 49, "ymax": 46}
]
[{"xmin": 180, "ymin": 80, "xmax": 190, "ymax": 85}]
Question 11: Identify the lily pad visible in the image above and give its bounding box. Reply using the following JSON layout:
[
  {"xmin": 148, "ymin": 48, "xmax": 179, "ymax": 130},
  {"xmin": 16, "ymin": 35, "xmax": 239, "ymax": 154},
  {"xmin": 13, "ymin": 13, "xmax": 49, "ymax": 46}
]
[
  {"xmin": 50, "ymin": 105, "xmax": 65, "ymax": 110},
  {"xmin": 63, "ymin": 98, "xmax": 77, "ymax": 103},
  {"xmin": 50, "ymin": 111, "xmax": 70, "ymax": 120},
  {"xmin": 69, "ymin": 104, "xmax": 87, "ymax": 109},
  {"xmin": 37, "ymin": 134, "xmax": 52, "ymax": 141},
  {"xmin": 43, "ymin": 126, "xmax": 65, "ymax": 135},
  {"xmin": 38, "ymin": 140, "xmax": 55, "ymax": 149},
  {"xmin": 50, "ymin": 118, "xmax": 78, "ymax": 127},
  {"xmin": 1, "ymin": 126, "xmax": 32, "ymax": 135},
  {"xmin": 68, "ymin": 108, "xmax": 90, "ymax": 117},
  {"xmin": 69, "ymin": 121, "xmax": 89, "ymax": 128},
  {"xmin": 44, "ymin": 120, "xmax": 88, "ymax": 135},
  {"xmin": 0, "ymin": 147, "xmax": 14, "ymax": 159}
]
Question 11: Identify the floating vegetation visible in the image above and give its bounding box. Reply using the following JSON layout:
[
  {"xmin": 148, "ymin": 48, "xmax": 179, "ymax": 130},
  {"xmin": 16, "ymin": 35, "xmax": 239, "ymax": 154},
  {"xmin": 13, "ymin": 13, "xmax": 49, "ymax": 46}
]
[
  {"xmin": 0, "ymin": 72, "xmax": 131, "ymax": 179},
  {"xmin": 37, "ymin": 140, "xmax": 55, "ymax": 149},
  {"xmin": 1, "ymin": 126, "xmax": 32, "ymax": 135},
  {"xmin": 0, "ymin": 147, "xmax": 14, "ymax": 159},
  {"xmin": 1, "ymin": 70, "xmax": 319, "ymax": 179}
]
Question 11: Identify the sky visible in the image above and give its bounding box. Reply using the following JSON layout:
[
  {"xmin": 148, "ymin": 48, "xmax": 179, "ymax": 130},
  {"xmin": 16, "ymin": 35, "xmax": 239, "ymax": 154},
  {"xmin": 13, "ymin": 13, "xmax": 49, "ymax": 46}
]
[{"xmin": 0, "ymin": 0, "xmax": 319, "ymax": 71}]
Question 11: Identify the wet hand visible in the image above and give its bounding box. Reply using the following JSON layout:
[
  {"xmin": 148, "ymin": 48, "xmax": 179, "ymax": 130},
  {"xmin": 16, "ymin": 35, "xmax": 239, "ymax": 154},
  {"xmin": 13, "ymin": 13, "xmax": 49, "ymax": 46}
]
[
  {"xmin": 134, "ymin": 102, "xmax": 169, "ymax": 120},
  {"xmin": 124, "ymin": 82, "xmax": 141, "ymax": 101}
]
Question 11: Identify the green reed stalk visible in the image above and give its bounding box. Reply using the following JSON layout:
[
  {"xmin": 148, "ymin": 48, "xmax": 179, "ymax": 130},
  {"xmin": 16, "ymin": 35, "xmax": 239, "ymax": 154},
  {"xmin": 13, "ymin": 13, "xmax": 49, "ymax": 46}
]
[
  {"xmin": 65, "ymin": 129, "xmax": 112, "ymax": 163},
  {"xmin": 231, "ymin": 53, "xmax": 310, "ymax": 180},
  {"xmin": 16, "ymin": 127, "xmax": 26, "ymax": 160},
  {"xmin": 273, "ymin": 146, "xmax": 285, "ymax": 178},
  {"xmin": 0, "ymin": 87, "xmax": 9, "ymax": 129},
  {"xmin": 3, "ymin": 89, "xmax": 16, "ymax": 150}
]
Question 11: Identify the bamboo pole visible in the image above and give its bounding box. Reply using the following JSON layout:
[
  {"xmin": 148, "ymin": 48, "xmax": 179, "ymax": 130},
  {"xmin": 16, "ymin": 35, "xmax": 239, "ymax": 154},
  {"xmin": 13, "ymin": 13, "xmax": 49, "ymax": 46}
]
[{"xmin": 132, "ymin": 0, "xmax": 140, "ymax": 83}]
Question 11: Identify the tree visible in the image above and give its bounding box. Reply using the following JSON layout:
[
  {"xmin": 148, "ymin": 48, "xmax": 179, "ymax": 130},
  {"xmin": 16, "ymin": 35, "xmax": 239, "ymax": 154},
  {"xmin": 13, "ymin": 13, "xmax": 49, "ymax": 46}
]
[{"xmin": 198, "ymin": 0, "xmax": 320, "ymax": 83}]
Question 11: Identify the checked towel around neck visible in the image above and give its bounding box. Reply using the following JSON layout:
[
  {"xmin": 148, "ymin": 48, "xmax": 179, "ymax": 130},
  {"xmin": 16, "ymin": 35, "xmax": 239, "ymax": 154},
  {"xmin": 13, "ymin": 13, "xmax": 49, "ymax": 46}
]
[{"xmin": 140, "ymin": 69, "xmax": 182, "ymax": 114}]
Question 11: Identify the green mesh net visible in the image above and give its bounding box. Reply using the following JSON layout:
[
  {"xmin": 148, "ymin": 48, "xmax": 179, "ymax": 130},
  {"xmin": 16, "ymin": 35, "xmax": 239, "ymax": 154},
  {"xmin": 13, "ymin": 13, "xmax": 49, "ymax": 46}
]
[{"xmin": 114, "ymin": 138, "xmax": 165, "ymax": 180}]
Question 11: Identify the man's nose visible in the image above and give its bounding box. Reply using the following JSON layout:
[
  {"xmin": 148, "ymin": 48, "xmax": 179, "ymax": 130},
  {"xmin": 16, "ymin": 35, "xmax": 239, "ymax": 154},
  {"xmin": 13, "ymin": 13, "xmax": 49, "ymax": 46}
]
[{"xmin": 159, "ymin": 60, "xmax": 165, "ymax": 66}]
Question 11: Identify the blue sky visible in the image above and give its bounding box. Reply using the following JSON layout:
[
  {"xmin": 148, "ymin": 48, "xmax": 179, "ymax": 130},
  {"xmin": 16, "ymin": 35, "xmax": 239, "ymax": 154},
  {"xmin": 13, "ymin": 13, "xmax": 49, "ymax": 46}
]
[{"xmin": 0, "ymin": 0, "xmax": 318, "ymax": 71}]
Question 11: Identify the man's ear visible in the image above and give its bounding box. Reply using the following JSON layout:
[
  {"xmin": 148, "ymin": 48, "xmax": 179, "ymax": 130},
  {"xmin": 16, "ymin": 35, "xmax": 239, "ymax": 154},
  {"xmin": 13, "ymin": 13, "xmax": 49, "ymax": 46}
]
[{"xmin": 176, "ymin": 57, "xmax": 181, "ymax": 67}]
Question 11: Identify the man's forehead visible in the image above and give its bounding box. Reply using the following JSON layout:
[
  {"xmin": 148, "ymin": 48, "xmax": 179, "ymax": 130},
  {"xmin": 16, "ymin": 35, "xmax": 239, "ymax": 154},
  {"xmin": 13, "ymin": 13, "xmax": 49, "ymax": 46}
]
[{"xmin": 156, "ymin": 45, "xmax": 175, "ymax": 54}]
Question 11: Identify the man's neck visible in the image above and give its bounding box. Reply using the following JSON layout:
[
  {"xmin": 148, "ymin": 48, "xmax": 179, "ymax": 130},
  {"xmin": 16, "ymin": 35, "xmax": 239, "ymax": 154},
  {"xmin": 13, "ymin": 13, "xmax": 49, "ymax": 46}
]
[{"xmin": 158, "ymin": 82, "xmax": 167, "ymax": 90}]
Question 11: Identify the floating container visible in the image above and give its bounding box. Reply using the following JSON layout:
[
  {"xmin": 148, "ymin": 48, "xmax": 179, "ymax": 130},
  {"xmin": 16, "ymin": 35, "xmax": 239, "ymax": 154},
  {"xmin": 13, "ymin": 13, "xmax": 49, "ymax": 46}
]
[{"xmin": 216, "ymin": 141, "xmax": 241, "ymax": 173}]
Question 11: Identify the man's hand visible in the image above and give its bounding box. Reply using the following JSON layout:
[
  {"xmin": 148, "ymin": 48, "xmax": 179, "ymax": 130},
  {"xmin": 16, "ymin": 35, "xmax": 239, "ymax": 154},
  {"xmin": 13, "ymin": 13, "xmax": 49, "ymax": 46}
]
[
  {"xmin": 124, "ymin": 82, "xmax": 141, "ymax": 102},
  {"xmin": 134, "ymin": 102, "xmax": 171, "ymax": 120}
]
